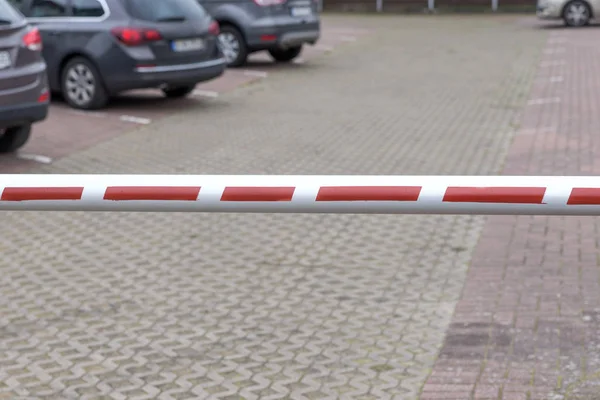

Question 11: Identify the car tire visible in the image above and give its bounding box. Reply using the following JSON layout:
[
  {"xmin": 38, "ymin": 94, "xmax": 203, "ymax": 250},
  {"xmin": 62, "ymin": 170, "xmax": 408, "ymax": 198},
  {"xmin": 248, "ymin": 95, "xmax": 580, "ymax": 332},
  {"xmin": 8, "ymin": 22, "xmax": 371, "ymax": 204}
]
[
  {"xmin": 268, "ymin": 46, "xmax": 303, "ymax": 63},
  {"xmin": 218, "ymin": 25, "xmax": 248, "ymax": 67},
  {"xmin": 61, "ymin": 56, "xmax": 109, "ymax": 110},
  {"xmin": 0, "ymin": 124, "xmax": 31, "ymax": 153},
  {"xmin": 162, "ymin": 85, "xmax": 196, "ymax": 98},
  {"xmin": 563, "ymin": 0, "xmax": 591, "ymax": 26}
]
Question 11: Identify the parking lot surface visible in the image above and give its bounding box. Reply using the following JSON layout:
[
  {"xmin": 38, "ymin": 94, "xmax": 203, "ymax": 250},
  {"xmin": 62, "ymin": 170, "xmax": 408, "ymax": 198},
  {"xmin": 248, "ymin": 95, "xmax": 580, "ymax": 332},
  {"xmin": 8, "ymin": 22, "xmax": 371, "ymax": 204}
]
[
  {"xmin": 0, "ymin": 24, "xmax": 370, "ymax": 173},
  {"xmin": 0, "ymin": 14, "xmax": 591, "ymax": 400}
]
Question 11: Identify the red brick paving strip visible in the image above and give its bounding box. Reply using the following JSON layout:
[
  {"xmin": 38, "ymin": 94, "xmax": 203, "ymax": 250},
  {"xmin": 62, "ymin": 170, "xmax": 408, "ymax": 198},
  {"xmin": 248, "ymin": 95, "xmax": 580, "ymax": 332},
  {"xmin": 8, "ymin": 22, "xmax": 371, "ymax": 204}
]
[{"xmin": 421, "ymin": 26, "xmax": 600, "ymax": 400}]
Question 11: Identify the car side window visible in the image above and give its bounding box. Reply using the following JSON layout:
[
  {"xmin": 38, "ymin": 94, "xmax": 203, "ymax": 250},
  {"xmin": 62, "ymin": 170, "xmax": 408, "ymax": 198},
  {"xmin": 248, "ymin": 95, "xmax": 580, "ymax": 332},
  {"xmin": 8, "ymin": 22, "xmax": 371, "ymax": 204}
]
[
  {"xmin": 6, "ymin": 0, "xmax": 26, "ymax": 12},
  {"xmin": 2, "ymin": 0, "xmax": 26, "ymax": 19},
  {"xmin": 72, "ymin": 0, "xmax": 104, "ymax": 17},
  {"xmin": 29, "ymin": 0, "xmax": 68, "ymax": 17}
]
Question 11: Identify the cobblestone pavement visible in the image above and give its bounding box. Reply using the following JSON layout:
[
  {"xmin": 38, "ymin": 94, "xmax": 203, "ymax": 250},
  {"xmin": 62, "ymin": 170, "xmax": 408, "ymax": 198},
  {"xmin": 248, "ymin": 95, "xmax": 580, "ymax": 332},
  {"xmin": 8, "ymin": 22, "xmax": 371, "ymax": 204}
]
[
  {"xmin": 0, "ymin": 15, "xmax": 546, "ymax": 399},
  {"xmin": 420, "ymin": 22, "xmax": 600, "ymax": 400},
  {"xmin": 0, "ymin": 25, "xmax": 369, "ymax": 174}
]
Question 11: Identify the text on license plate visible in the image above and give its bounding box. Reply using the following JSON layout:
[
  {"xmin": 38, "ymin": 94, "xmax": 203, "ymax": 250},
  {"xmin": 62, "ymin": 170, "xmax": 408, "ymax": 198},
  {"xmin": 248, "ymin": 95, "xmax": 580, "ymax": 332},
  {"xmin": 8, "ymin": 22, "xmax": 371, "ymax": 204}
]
[
  {"xmin": 0, "ymin": 51, "xmax": 11, "ymax": 69},
  {"xmin": 291, "ymin": 6, "xmax": 312, "ymax": 16},
  {"xmin": 171, "ymin": 38, "xmax": 205, "ymax": 52}
]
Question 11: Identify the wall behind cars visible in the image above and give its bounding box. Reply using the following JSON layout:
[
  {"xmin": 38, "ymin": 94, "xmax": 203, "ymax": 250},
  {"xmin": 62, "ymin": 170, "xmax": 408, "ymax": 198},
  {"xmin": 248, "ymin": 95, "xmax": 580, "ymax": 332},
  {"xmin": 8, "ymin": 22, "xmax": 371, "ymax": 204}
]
[{"xmin": 321, "ymin": 0, "xmax": 535, "ymax": 13}]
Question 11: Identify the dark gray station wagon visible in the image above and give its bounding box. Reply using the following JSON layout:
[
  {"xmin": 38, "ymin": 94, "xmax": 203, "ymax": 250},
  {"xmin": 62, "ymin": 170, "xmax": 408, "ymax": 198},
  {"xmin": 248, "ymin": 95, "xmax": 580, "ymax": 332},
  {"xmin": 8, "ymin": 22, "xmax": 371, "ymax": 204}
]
[
  {"xmin": 11, "ymin": 0, "xmax": 226, "ymax": 109},
  {"xmin": 0, "ymin": 0, "xmax": 48, "ymax": 153}
]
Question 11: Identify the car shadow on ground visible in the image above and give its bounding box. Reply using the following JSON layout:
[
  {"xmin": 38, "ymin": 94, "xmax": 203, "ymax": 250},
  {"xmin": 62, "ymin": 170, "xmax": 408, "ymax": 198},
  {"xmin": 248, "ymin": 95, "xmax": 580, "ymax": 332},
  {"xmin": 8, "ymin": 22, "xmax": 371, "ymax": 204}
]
[
  {"xmin": 51, "ymin": 90, "xmax": 225, "ymax": 114},
  {"xmin": 109, "ymin": 92, "xmax": 198, "ymax": 110},
  {"xmin": 536, "ymin": 21, "xmax": 600, "ymax": 29},
  {"xmin": 243, "ymin": 60, "xmax": 319, "ymax": 71},
  {"xmin": 243, "ymin": 50, "xmax": 321, "ymax": 70}
]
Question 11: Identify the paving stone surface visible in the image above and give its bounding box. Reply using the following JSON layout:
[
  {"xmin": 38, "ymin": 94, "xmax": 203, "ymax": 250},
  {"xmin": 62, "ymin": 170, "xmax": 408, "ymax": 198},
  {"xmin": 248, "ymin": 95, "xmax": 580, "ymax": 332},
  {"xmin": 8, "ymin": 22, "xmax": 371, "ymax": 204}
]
[
  {"xmin": 420, "ymin": 22, "xmax": 600, "ymax": 400},
  {"xmin": 0, "ymin": 15, "xmax": 545, "ymax": 399}
]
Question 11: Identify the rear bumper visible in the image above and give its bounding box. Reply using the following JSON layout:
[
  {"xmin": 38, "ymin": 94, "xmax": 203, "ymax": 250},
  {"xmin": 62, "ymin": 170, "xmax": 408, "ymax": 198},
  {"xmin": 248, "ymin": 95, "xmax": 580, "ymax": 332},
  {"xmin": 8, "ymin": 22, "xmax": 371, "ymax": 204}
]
[
  {"xmin": 537, "ymin": 2, "xmax": 562, "ymax": 18},
  {"xmin": 279, "ymin": 30, "xmax": 320, "ymax": 48},
  {"xmin": 0, "ymin": 101, "xmax": 48, "ymax": 128},
  {"xmin": 246, "ymin": 18, "xmax": 320, "ymax": 50},
  {"xmin": 104, "ymin": 58, "xmax": 227, "ymax": 93}
]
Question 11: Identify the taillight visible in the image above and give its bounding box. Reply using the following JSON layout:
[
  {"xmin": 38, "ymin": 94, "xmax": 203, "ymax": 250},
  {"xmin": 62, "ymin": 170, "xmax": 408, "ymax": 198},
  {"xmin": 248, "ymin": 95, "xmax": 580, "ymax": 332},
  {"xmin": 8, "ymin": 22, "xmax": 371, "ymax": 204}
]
[
  {"xmin": 37, "ymin": 89, "xmax": 49, "ymax": 103},
  {"xmin": 208, "ymin": 21, "xmax": 219, "ymax": 36},
  {"xmin": 111, "ymin": 27, "xmax": 162, "ymax": 46},
  {"xmin": 253, "ymin": 0, "xmax": 286, "ymax": 5},
  {"xmin": 22, "ymin": 27, "xmax": 42, "ymax": 51},
  {"xmin": 260, "ymin": 34, "xmax": 277, "ymax": 41},
  {"xmin": 144, "ymin": 29, "xmax": 162, "ymax": 41}
]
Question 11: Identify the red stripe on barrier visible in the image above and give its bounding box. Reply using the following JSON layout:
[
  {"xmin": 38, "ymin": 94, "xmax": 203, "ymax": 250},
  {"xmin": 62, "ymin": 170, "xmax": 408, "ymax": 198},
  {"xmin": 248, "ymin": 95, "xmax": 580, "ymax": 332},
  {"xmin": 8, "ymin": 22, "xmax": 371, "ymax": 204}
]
[
  {"xmin": 567, "ymin": 188, "xmax": 600, "ymax": 205},
  {"xmin": 104, "ymin": 186, "xmax": 201, "ymax": 201},
  {"xmin": 1, "ymin": 187, "xmax": 84, "ymax": 201},
  {"xmin": 443, "ymin": 187, "xmax": 546, "ymax": 204},
  {"xmin": 221, "ymin": 187, "xmax": 295, "ymax": 201},
  {"xmin": 316, "ymin": 186, "xmax": 422, "ymax": 201}
]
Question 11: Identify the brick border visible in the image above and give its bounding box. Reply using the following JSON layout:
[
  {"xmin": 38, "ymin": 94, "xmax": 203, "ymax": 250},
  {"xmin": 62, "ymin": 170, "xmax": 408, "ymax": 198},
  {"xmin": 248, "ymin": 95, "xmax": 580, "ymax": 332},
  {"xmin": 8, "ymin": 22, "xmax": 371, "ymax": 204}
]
[{"xmin": 422, "ymin": 28, "xmax": 600, "ymax": 400}]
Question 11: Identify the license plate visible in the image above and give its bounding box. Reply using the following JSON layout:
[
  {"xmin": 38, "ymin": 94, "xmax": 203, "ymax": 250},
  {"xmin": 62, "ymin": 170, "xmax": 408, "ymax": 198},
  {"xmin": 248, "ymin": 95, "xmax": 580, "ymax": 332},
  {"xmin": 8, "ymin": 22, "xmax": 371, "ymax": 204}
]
[
  {"xmin": 0, "ymin": 51, "xmax": 11, "ymax": 70},
  {"xmin": 171, "ymin": 38, "xmax": 205, "ymax": 52},
  {"xmin": 291, "ymin": 6, "xmax": 312, "ymax": 16}
]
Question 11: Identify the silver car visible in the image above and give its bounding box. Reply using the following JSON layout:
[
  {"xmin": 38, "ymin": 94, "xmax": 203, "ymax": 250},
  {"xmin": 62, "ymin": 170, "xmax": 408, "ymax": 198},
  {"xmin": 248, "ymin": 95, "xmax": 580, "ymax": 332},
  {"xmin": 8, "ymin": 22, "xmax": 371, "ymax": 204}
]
[
  {"xmin": 537, "ymin": 0, "xmax": 597, "ymax": 26},
  {"xmin": 0, "ymin": 0, "xmax": 48, "ymax": 153}
]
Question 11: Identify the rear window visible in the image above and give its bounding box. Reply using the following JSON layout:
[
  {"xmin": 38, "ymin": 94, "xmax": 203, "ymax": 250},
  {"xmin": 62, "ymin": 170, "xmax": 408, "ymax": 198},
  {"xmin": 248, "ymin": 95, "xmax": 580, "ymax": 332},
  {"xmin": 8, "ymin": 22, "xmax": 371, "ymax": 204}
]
[
  {"xmin": 0, "ymin": 0, "xmax": 25, "ymax": 24},
  {"xmin": 123, "ymin": 0, "xmax": 207, "ymax": 22}
]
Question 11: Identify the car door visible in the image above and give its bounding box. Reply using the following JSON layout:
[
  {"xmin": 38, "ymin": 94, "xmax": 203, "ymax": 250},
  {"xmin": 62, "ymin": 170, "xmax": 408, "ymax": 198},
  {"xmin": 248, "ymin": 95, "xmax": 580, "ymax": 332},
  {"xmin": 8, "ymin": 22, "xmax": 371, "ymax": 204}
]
[
  {"xmin": 21, "ymin": 0, "xmax": 71, "ymax": 91},
  {"xmin": 67, "ymin": 0, "xmax": 110, "ymax": 59},
  {"xmin": 6, "ymin": 0, "xmax": 28, "ymax": 12}
]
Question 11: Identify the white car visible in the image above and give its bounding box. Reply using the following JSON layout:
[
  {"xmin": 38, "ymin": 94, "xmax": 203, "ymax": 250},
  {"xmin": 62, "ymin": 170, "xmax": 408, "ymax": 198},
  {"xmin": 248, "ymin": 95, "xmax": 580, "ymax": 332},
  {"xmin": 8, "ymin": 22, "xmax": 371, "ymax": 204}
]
[{"xmin": 537, "ymin": 0, "xmax": 596, "ymax": 26}]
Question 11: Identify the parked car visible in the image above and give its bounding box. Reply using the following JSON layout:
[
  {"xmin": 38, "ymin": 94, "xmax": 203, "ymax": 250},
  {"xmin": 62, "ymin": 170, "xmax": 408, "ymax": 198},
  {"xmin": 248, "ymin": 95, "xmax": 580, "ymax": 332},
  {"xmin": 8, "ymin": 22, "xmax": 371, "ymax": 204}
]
[
  {"xmin": 537, "ymin": 0, "xmax": 595, "ymax": 26},
  {"xmin": 0, "ymin": 0, "xmax": 48, "ymax": 153},
  {"xmin": 10, "ymin": 0, "xmax": 226, "ymax": 110},
  {"xmin": 199, "ymin": 0, "xmax": 320, "ymax": 67}
]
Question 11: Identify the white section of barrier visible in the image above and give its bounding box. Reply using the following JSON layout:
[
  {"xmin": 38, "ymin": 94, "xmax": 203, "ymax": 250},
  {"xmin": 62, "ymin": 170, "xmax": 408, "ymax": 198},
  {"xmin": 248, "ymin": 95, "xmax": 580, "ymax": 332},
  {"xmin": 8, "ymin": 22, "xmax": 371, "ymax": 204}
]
[{"xmin": 0, "ymin": 174, "xmax": 599, "ymax": 214}]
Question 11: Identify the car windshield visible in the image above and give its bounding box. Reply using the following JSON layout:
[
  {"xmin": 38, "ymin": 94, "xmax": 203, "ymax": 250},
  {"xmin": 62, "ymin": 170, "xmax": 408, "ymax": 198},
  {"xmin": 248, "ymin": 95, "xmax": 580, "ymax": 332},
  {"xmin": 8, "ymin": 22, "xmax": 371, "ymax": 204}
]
[
  {"xmin": 123, "ymin": 0, "xmax": 207, "ymax": 22},
  {"xmin": 0, "ymin": 0, "xmax": 24, "ymax": 25}
]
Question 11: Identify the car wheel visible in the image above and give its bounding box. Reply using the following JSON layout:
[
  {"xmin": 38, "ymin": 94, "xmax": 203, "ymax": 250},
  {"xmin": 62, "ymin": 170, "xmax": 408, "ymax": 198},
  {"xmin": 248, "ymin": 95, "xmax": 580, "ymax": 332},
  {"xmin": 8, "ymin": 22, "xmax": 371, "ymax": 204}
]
[
  {"xmin": 217, "ymin": 25, "xmax": 248, "ymax": 67},
  {"xmin": 0, "ymin": 124, "xmax": 31, "ymax": 153},
  {"xmin": 162, "ymin": 85, "xmax": 196, "ymax": 98},
  {"xmin": 269, "ymin": 46, "xmax": 303, "ymax": 63},
  {"xmin": 61, "ymin": 56, "xmax": 108, "ymax": 110},
  {"xmin": 563, "ymin": 0, "xmax": 591, "ymax": 26}
]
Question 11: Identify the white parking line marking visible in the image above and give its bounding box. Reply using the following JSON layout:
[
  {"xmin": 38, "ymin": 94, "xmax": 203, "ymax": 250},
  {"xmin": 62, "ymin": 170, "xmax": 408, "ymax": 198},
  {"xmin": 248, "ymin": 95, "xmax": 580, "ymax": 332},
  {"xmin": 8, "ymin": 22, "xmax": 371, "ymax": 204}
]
[
  {"xmin": 527, "ymin": 97, "xmax": 561, "ymax": 105},
  {"xmin": 541, "ymin": 60, "xmax": 566, "ymax": 67},
  {"xmin": 549, "ymin": 76, "xmax": 564, "ymax": 83},
  {"xmin": 119, "ymin": 115, "xmax": 152, "ymax": 125},
  {"xmin": 293, "ymin": 58, "xmax": 306, "ymax": 64},
  {"xmin": 192, "ymin": 90, "xmax": 219, "ymax": 98},
  {"xmin": 340, "ymin": 35, "xmax": 357, "ymax": 42},
  {"xmin": 243, "ymin": 70, "xmax": 268, "ymax": 78},
  {"xmin": 16, "ymin": 153, "xmax": 53, "ymax": 164}
]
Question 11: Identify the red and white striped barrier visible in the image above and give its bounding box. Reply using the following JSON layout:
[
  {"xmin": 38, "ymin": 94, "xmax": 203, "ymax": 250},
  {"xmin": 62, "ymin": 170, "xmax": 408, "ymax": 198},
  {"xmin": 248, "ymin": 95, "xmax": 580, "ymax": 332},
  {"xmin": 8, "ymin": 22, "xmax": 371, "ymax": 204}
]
[{"xmin": 0, "ymin": 174, "xmax": 599, "ymax": 214}]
